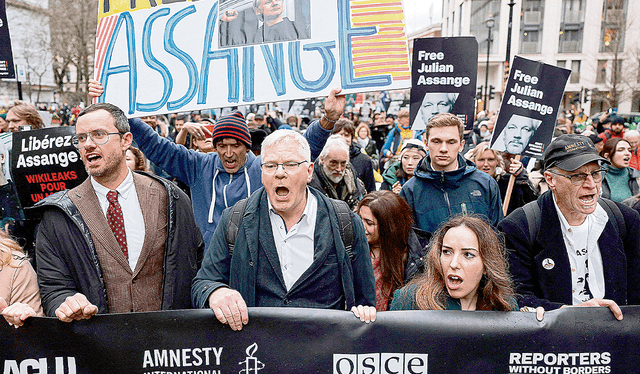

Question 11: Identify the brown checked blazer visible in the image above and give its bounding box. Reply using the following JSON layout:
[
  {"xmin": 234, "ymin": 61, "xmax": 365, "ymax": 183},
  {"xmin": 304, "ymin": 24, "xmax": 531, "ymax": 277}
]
[{"xmin": 68, "ymin": 173, "xmax": 167, "ymax": 313}]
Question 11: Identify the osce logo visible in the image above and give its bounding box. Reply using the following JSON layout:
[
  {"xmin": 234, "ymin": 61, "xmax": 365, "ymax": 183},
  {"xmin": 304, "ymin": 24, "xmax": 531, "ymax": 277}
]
[{"xmin": 333, "ymin": 353, "xmax": 428, "ymax": 374}]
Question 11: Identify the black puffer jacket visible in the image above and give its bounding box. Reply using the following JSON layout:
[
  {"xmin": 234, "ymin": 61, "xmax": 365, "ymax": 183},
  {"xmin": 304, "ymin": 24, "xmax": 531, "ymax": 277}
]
[{"xmin": 31, "ymin": 172, "xmax": 204, "ymax": 316}]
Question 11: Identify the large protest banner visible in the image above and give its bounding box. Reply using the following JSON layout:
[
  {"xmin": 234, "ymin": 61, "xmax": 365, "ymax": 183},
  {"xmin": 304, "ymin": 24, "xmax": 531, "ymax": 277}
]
[
  {"xmin": 0, "ymin": 0, "xmax": 15, "ymax": 79},
  {"xmin": 490, "ymin": 56, "xmax": 571, "ymax": 158},
  {"xmin": 2, "ymin": 307, "xmax": 639, "ymax": 373},
  {"xmin": 93, "ymin": 0, "xmax": 412, "ymax": 116},
  {"xmin": 410, "ymin": 37, "xmax": 478, "ymax": 132},
  {"xmin": 10, "ymin": 127, "xmax": 88, "ymax": 208}
]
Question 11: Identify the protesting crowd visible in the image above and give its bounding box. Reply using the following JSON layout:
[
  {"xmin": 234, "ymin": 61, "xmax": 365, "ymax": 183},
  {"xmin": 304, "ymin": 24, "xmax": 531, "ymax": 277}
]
[{"xmin": 1, "ymin": 78, "xmax": 639, "ymax": 333}]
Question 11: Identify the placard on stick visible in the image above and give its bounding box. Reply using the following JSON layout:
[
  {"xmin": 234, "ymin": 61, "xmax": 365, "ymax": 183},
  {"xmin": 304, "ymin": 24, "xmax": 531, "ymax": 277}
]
[
  {"xmin": 490, "ymin": 56, "xmax": 571, "ymax": 159},
  {"xmin": 410, "ymin": 37, "xmax": 478, "ymax": 132}
]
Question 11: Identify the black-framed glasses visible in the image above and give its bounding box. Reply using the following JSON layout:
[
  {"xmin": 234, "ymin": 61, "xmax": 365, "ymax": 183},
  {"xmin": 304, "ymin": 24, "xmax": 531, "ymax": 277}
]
[
  {"xmin": 72, "ymin": 130, "xmax": 122, "ymax": 148},
  {"xmin": 547, "ymin": 169, "xmax": 607, "ymax": 186},
  {"xmin": 261, "ymin": 161, "xmax": 308, "ymax": 174}
]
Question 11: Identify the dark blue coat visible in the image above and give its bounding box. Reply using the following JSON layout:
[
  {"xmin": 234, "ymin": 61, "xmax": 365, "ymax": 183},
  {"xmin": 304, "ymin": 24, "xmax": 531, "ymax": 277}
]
[
  {"xmin": 400, "ymin": 154, "xmax": 503, "ymax": 234},
  {"xmin": 498, "ymin": 191, "xmax": 640, "ymax": 310},
  {"xmin": 191, "ymin": 187, "xmax": 376, "ymax": 310}
]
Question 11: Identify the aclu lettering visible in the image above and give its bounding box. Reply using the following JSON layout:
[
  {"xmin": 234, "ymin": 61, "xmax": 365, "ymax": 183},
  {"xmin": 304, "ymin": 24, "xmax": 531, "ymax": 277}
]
[
  {"xmin": 333, "ymin": 353, "xmax": 428, "ymax": 374},
  {"xmin": 3, "ymin": 357, "xmax": 76, "ymax": 374}
]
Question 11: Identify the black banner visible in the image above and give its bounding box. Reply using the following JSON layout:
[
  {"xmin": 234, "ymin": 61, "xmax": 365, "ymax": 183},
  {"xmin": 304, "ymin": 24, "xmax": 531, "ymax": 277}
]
[
  {"xmin": 2, "ymin": 307, "xmax": 639, "ymax": 373},
  {"xmin": 490, "ymin": 56, "xmax": 571, "ymax": 158},
  {"xmin": 10, "ymin": 127, "xmax": 88, "ymax": 208},
  {"xmin": 410, "ymin": 37, "xmax": 478, "ymax": 132},
  {"xmin": 0, "ymin": 0, "xmax": 15, "ymax": 79}
]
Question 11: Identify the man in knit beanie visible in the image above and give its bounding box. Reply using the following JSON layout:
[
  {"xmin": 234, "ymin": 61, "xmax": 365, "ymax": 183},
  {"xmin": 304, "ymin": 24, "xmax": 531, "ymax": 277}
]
[{"xmin": 89, "ymin": 81, "xmax": 346, "ymax": 249}]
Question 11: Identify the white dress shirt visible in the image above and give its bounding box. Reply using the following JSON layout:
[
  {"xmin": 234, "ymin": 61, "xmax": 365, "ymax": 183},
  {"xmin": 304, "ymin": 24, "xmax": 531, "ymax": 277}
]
[
  {"xmin": 553, "ymin": 195, "xmax": 606, "ymax": 304},
  {"xmin": 92, "ymin": 170, "xmax": 145, "ymax": 270},
  {"xmin": 268, "ymin": 189, "xmax": 317, "ymax": 291}
]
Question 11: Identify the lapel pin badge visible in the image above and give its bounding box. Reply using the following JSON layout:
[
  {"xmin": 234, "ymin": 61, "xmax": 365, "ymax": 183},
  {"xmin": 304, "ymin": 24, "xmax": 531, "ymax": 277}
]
[{"xmin": 542, "ymin": 258, "xmax": 555, "ymax": 270}]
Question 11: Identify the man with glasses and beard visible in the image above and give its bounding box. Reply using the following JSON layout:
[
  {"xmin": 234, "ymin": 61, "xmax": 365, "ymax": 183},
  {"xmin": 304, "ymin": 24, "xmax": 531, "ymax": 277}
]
[
  {"xmin": 32, "ymin": 103, "xmax": 203, "ymax": 322},
  {"xmin": 309, "ymin": 135, "xmax": 366, "ymax": 210},
  {"xmin": 499, "ymin": 134, "xmax": 640, "ymax": 320}
]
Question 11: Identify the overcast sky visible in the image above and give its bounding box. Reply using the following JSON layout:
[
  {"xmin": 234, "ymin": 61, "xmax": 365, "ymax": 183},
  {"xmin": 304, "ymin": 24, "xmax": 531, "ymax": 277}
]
[{"xmin": 403, "ymin": 0, "xmax": 442, "ymax": 36}]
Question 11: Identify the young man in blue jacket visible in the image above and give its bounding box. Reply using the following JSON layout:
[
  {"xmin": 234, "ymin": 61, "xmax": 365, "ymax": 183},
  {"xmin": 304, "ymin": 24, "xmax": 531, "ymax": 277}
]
[{"xmin": 400, "ymin": 113, "xmax": 503, "ymax": 234}]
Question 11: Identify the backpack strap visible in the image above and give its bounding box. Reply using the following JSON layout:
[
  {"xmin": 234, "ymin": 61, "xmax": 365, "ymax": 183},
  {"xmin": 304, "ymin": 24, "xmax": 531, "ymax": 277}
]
[
  {"xmin": 523, "ymin": 198, "xmax": 627, "ymax": 244},
  {"xmin": 522, "ymin": 201, "xmax": 541, "ymax": 245},
  {"xmin": 599, "ymin": 198, "xmax": 627, "ymax": 239},
  {"xmin": 226, "ymin": 198, "xmax": 249, "ymax": 256},
  {"xmin": 330, "ymin": 199, "xmax": 355, "ymax": 261}
]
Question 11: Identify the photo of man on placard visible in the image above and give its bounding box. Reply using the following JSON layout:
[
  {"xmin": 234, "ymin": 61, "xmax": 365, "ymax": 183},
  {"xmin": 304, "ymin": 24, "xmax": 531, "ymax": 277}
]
[
  {"xmin": 219, "ymin": 0, "xmax": 310, "ymax": 47},
  {"xmin": 411, "ymin": 92, "xmax": 459, "ymax": 129},
  {"xmin": 490, "ymin": 114, "xmax": 542, "ymax": 155}
]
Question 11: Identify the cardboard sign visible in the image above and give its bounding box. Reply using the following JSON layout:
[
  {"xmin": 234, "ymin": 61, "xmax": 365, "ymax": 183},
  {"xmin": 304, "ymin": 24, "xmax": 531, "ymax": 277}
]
[
  {"xmin": 10, "ymin": 127, "xmax": 88, "ymax": 208},
  {"xmin": 490, "ymin": 56, "xmax": 571, "ymax": 158},
  {"xmin": 410, "ymin": 37, "xmax": 478, "ymax": 131},
  {"xmin": 94, "ymin": 0, "xmax": 412, "ymax": 116},
  {"xmin": 0, "ymin": 0, "xmax": 15, "ymax": 78}
]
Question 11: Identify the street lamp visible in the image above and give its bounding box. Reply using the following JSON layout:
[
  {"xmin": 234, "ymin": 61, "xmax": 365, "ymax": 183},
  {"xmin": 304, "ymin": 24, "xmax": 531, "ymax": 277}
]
[{"xmin": 484, "ymin": 15, "xmax": 495, "ymax": 111}]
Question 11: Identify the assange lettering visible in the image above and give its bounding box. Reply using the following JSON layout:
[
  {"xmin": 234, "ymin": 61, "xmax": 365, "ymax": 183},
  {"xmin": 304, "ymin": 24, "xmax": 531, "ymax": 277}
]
[
  {"xmin": 94, "ymin": 0, "xmax": 411, "ymax": 116},
  {"xmin": 10, "ymin": 127, "xmax": 88, "ymax": 208},
  {"xmin": 2, "ymin": 307, "xmax": 640, "ymax": 373},
  {"xmin": 490, "ymin": 56, "xmax": 571, "ymax": 158},
  {"xmin": 410, "ymin": 37, "xmax": 478, "ymax": 131}
]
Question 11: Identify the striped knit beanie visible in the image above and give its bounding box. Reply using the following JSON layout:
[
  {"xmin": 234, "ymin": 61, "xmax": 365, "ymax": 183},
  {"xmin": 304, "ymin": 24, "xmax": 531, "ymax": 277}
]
[{"xmin": 211, "ymin": 110, "xmax": 252, "ymax": 148}]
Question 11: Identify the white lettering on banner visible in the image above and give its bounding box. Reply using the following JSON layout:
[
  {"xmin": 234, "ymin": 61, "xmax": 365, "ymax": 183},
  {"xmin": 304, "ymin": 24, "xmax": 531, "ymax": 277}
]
[
  {"xmin": 333, "ymin": 353, "xmax": 428, "ymax": 374},
  {"xmin": 142, "ymin": 347, "xmax": 223, "ymax": 368},
  {"xmin": 3, "ymin": 357, "xmax": 76, "ymax": 374},
  {"xmin": 15, "ymin": 152, "xmax": 79, "ymax": 169},
  {"xmin": 21, "ymin": 135, "xmax": 73, "ymax": 152},
  {"xmin": 508, "ymin": 352, "xmax": 611, "ymax": 374}
]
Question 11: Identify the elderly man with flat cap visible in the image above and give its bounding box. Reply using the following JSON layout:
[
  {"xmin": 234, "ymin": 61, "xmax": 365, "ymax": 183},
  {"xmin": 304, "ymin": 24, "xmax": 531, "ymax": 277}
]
[{"xmin": 499, "ymin": 134, "xmax": 640, "ymax": 319}]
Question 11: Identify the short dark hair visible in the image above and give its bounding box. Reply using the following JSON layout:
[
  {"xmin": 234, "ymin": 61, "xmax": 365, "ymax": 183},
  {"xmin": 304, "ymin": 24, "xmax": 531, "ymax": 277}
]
[
  {"xmin": 331, "ymin": 119, "xmax": 356, "ymax": 138},
  {"xmin": 601, "ymin": 137, "xmax": 630, "ymax": 160},
  {"xmin": 78, "ymin": 103, "xmax": 130, "ymax": 133},
  {"xmin": 425, "ymin": 113, "xmax": 464, "ymax": 141}
]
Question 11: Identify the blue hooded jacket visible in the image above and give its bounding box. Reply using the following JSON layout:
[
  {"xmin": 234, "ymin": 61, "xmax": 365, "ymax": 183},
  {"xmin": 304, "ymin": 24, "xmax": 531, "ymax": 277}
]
[
  {"xmin": 399, "ymin": 153, "xmax": 503, "ymax": 234},
  {"xmin": 129, "ymin": 118, "xmax": 331, "ymax": 249}
]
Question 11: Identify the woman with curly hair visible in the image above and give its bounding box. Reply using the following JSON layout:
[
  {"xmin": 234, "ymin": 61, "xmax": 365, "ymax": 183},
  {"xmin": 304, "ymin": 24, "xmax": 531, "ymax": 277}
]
[
  {"xmin": 389, "ymin": 215, "xmax": 516, "ymax": 311},
  {"xmin": 357, "ymin": 191, "xmax": 427, "ymax": 311},
  {"xmin": 0, "ymin": 230, "xmax": 43, "ymax": 326}
]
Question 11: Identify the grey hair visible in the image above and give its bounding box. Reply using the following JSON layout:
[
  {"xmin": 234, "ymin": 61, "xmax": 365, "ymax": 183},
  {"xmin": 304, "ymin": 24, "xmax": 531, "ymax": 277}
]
[
  {"xmin": 262, "ymin": 129, "xmax": 311, "ymax": 162},
  {"xmin": 320, "ymin": 134, "xmax": 350, "ymax": 160},
  {"xmin": 78, "ymin": 103, "xmax": 130, "ymax": 133},
  {"xmin": 625, "ymin": 130, "xmax": 640, "ymax": 139}
]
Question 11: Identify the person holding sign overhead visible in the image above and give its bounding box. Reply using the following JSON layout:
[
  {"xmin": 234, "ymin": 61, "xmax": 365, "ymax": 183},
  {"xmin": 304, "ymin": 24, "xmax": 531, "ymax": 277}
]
[{"xmin": 88, "ymin": 81, "xmax": 344, "ymax": 251}]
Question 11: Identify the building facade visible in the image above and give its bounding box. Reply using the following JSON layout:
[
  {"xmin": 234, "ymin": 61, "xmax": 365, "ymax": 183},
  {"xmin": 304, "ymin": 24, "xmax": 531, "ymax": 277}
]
[
  {"xmin": 442, "ymin": 0, "xmax": 640, "ymax": 116},
  {"xmin": 1, "ymin": 0, "xmax": 55, "ymax": 106}
]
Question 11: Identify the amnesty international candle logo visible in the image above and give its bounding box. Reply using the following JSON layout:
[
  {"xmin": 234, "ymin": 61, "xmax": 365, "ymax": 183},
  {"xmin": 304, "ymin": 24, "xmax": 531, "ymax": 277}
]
[{"xmin": 239, "ymin": 343, "xmax": 264, "ymax": 374}]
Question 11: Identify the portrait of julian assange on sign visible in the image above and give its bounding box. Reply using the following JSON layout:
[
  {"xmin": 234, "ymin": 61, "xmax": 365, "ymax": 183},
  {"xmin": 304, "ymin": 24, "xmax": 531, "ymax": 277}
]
[
  {"xmin": 489, "ymin": 56, "xmax": 571, "ymax": 158},
  {"xmin": 409, "ymin": 37, "xmax": 478, "ymax": 131}
]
